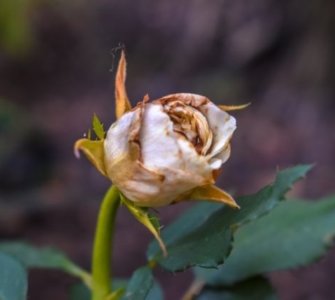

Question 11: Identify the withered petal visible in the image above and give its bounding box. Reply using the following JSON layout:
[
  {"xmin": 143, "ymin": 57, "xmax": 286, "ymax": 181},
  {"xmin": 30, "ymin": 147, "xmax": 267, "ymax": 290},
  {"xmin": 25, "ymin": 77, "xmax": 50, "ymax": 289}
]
[
  {"xmin": 115, "ymin": 50, "xmax": 132, "ymax": 119},
  {"xmin": 200, "ymin": 102, "xmax": 236, "ymax": 159},
  {"xmin": 154, "ymin": 93, "xmax": 209, "ymax": 108}
]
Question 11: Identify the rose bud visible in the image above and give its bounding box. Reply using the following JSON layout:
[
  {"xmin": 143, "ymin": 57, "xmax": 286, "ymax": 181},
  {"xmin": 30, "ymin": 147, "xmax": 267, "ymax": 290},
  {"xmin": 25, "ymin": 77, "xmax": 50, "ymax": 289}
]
[{"xmin": 75, "ymin": 51, "xmax": 248, "ymax": 208}]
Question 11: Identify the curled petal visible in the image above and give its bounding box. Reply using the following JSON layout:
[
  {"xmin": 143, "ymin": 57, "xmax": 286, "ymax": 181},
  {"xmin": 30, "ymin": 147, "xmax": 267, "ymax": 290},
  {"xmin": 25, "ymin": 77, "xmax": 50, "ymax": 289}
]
[
  {"xmin": 156, "ymin": 93, "xmax": 209, "ymax": 108},
  {"xmin": 176, "ymin": 137, "xmax": 213, "ymax": 182},
  {"xmin": 190, "ymin": 185, "xmax": 239, "ymax": 209},
  {"xmin": 208, "ymin": 144, "xmax": 231, "ymax": 170},
  {"xmin": 74, "ymin": 139, "xmax": 107, "ymax": 176},
  {"xmin": 115, "ymin": 50, "xmax": 132, "ymax": 119},
  {"xmin": 199, "ymin": 102, "xmax": 236, "ymax": 159},
  {"xmin": 219, "ymin": 102, "xmax": 251, "ymax": 111}
]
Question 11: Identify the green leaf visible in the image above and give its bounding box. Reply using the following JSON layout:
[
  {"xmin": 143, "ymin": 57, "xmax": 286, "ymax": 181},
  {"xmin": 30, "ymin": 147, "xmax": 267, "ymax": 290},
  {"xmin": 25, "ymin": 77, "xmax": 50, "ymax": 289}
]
[
  {"xmin": 121, "ymin": 196, "xmax": 167, "ymax": 256},
  {"xmin": 147, "ymin": 165, "xmax": 312, "ymax": 272},
  {"xmin": 92, "ymin": 114, "xmax": 105, "ymax": 140},
  {"xmin": 146, "ymin": 280, "xmax": 163, "ymax": 300},
  {"xmin": 69, "ymin": 277, "xmax": 162, "ymax": 300},
  {"xmin": 0, "ymin": 242, "xmax": 91, "ymax": 286},
  {"xmin": 122, "ymin": 266, "xmax": 154, "ymax": 300},
  {"xmin": 0, "ymin": 252, "xmax": 28, "ymax": 300},
  {"xmin": 197, "ymin": 277, "xmax": 277, "ymax": 300},
  {"xmin": 195, "ymin": 196, "xmax": 335, "ymax": 285}
]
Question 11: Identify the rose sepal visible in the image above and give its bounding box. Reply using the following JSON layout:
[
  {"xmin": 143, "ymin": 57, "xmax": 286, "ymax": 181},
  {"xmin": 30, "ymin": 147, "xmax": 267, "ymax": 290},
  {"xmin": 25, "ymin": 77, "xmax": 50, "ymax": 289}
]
[
  {"xmin": 74, "ymin": 138, "xmax": 107, "ymax": 177},
  {"xmin": 120, "ymin": 194, "xmax": 168, "ymax": 257},
  {"xmin": 189, "ymin": 184, "xmax": 239, "ymax": 209}
]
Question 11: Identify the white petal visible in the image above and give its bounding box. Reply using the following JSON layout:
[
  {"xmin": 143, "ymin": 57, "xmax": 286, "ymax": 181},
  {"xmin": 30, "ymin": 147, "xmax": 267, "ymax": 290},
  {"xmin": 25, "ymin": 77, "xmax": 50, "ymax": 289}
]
[
  {"xmin": 145, "ymin": 139, "xmax": 214, "ymax": 206},
  {"xmin": 140, "ymin": 103, "xmax": 181, "ymax": 170},
  {"xmin": 122, "ymin": 180, "xmax": 160, "ymax": 200},
  {"xmin": 217, "ymin": 144, "xmax": 231, "ymax": 164},
  {"xmin": 176, "ymin": 138, "xmax": 212, "ymax": 180},
  {"xmin": 199, "ymin": 102, "xmax": 236, "ymax": 158},
  {"xmin": 209, "ymin": 158, "xmax": 222, "ymax": 170},
  {"xmin": 104, "ymin": 110, "xmax": 137, "ymax": 164}
]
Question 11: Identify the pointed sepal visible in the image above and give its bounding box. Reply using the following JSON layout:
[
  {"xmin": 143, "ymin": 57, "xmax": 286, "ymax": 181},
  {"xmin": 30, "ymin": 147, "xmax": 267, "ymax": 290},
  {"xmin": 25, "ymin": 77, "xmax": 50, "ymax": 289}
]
[
  {"xmin": 115, "ymin": 50, "xmax": 132, "ymax": 119},
  {"xmin": 219, "ymin": 103, "xmax": 251, "ymax": 111},
  {"xmin": 121, "ymin": 195, "xmax": 167, "ymax": 256},
  {"xmin": 92, "ymin": 113, "xmax": 105, "ymax": 140},
  {"xmin": 74, "ymin": 138, "xmax": 107, "ymax": 177},
  {"xmin": 190, "ymin": 185, "xmax": 240, "ymax": 209}
]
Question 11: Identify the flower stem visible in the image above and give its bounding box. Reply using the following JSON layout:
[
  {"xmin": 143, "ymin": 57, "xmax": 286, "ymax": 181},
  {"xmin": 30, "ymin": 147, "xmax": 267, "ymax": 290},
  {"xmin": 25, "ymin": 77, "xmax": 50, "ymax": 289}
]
[{"xmin": 92, "ymin": 185, "xmax": 120, "ymax": 300}]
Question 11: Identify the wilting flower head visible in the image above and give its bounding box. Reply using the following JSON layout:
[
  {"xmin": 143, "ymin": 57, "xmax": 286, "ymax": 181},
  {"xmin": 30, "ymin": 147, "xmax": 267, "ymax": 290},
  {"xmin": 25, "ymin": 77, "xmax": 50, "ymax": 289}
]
[{"xmin": 75, "ymin": 51, "xmax": 247, "ymax": 208}]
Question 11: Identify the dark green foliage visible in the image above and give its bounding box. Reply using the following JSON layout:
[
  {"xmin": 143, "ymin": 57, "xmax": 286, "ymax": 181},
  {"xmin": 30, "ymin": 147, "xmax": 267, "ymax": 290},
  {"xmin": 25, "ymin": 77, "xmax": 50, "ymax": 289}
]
[
  {"xmin": 196, "ymin": 197, "xmax": 335, "ymax": 285},
  {"xmin": 197, "ymin": 277, "xmax": 277, "ymax": 300},
  {"xmin": 147, "ymin": 165, "xmax": 312, "ymax": 272},
  {"xmin": 0, "ymin": 242, "xmax": 74, "ymax": 269},
  {"xmin": 122, "ymin": 267, "xmax": 154, "ymax": 300},
  {"xmin": 0, "ymin": 252, "xmax": 27, "ymax": 300},
  {"xmin": 0, "ymin": 242, "xmax": 88, "ymax": 281},
  {"xmin": 69, "ymin": 276, "xmax": 162, "ymax": 300}
]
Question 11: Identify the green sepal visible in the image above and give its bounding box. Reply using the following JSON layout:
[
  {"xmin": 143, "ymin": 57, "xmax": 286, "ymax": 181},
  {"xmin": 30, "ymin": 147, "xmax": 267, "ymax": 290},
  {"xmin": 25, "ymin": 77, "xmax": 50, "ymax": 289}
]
[
  {"xmin": 92, "ymin": 113, "xmax": 106, "ymax": 140},
  {"xmin": 74, "ymin": 138, "xmax": 107, "ymax": 177},
  {"xmin": 121, "ymin": 195, "xmax": 167, "ymax": 256}
]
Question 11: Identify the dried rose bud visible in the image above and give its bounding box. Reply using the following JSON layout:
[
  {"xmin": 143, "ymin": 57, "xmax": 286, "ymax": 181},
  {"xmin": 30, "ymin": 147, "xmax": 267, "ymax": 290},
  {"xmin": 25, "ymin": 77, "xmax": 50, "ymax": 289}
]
[{"xmin": 75, "ymin": 51, "xmax": 248, "ymax": 208}]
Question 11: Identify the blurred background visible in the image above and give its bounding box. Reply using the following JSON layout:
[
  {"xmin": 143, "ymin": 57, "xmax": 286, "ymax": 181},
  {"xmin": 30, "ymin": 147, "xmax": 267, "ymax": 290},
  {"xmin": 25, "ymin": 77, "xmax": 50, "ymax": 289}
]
[{"xmin": 1, "ymin": 0, "xmax": 335, "ymax": 299}]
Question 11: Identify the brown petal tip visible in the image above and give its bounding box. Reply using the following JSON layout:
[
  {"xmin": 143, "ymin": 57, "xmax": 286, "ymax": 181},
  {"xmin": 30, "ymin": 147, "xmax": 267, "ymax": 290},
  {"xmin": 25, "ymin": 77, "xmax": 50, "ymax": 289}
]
[
  {"xmin": 115, "ymin": 50, "xmax": 132, "ymax": 119},
  {"xmin": 219, "ymin": 102, "xmax": 251, "ymax": 112}
]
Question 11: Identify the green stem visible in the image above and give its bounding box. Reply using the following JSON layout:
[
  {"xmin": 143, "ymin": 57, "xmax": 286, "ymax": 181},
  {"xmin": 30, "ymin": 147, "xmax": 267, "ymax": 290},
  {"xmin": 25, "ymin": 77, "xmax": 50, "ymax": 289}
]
[{"xmin": 92, "ymin": 185, "xmax": 120, "ymax": 300}]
